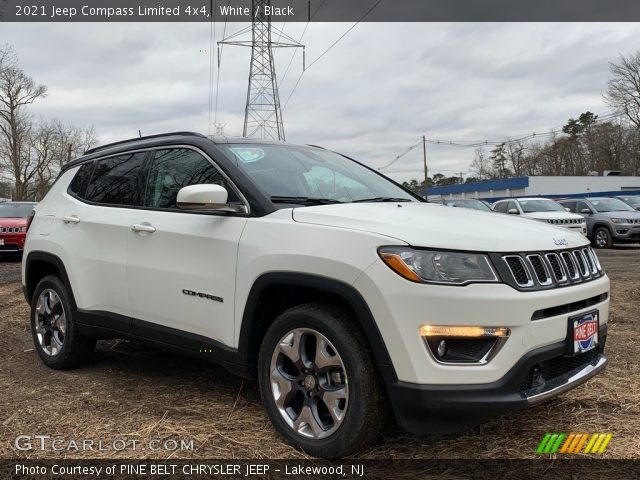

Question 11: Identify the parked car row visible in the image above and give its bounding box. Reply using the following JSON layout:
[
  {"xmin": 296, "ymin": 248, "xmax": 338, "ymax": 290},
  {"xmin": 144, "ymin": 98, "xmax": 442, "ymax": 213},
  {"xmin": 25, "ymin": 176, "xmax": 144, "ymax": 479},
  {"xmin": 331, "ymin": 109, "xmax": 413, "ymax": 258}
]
[{"xmin": 432, "ymin": 195, "xmax": 640, "ymax": 249}]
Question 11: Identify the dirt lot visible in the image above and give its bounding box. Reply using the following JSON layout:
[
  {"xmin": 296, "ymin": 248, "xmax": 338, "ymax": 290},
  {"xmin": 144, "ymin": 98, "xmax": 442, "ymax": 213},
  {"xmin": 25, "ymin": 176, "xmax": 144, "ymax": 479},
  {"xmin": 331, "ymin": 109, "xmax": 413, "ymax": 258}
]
[{"xmin": 0, "ymin": 248, "xmax": 638, "ymax": 460}]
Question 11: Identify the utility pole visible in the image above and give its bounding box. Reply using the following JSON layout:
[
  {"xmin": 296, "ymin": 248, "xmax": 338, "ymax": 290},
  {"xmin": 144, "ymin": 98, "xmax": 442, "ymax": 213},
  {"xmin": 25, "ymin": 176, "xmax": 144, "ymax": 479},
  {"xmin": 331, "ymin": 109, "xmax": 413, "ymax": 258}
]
[
  {"xmin": 422, "ymin": 135, "xmax": 428, "ymax": 198},
  {"xmin": 220, "ymin": 0, "xmax": 304, "ymax": 141}
]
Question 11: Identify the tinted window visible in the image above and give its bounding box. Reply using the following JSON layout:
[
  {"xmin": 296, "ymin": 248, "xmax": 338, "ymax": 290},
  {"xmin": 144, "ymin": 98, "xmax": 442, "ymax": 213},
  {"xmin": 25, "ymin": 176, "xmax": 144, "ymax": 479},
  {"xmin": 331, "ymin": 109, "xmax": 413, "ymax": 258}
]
[
  {"xmin": 85, "ymin": 153, "xmax": 146, "ymax": 206},
  {"xmin": 560, "ymin": 201, "xmax": 576, "ymax": 212},
  {"xmin": 575, "ymin": 201, "xmax": 591, "ymax": 213},
  {"xmin": 144, "ymin": 148, "xmax": 237, "ymax": 209},
  {"xmin": 68, "ymin": 162, "xmax": 94, "ymax": 198},
  {"xmin": 494, "ymin": 202, "xmax": 508, "ymax": 213}
]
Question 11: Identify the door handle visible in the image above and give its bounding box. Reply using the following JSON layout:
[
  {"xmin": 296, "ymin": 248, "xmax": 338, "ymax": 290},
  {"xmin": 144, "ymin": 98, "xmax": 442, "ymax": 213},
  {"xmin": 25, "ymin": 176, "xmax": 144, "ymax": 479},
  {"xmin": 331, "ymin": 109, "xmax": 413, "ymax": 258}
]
[
  {"xmin": 131, "ymin": 223, "xmax": 156, "ymax": 233},
  {"xmin": 62, "ymin": 215, "xmax": 80, "ymax": 224}
]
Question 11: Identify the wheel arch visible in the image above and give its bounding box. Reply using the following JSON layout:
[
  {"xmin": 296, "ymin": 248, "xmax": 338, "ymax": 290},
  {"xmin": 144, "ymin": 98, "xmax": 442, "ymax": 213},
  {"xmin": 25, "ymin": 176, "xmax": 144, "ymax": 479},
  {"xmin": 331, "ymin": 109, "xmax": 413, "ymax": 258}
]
[
  {"xmin": 24, "ymin": 252, "xmax": 75, "ymax": 308},
  {"xmin": 238, "ymin": 272, "xmax": 395, "ymax": 379}
]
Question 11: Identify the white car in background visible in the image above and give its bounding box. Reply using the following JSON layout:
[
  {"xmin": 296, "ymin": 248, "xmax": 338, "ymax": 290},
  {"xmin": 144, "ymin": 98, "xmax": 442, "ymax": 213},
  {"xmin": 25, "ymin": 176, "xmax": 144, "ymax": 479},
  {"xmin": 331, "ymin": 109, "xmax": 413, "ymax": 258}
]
[{"xmin": 493, "ymin": 197, "xmax": 587, "ymax": 235}]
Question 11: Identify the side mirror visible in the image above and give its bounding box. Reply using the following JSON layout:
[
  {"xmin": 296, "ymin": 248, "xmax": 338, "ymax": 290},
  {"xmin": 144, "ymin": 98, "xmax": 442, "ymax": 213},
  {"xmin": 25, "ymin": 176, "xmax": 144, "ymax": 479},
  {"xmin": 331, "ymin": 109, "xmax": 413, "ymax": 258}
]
[
  {"xmin": 564, "ymin": 207, "xmax": 571, "ymax": 212},
  {"xmin": 176, "ymin": 184, "xmax": 247, "ymax": 213},
  {"xmin": 507, "ymin": 208, "xmax": 519, "ymax": 215},
  {"xmin": 580, "ymin": 208, "xmax": 592, "ymax": 214}
]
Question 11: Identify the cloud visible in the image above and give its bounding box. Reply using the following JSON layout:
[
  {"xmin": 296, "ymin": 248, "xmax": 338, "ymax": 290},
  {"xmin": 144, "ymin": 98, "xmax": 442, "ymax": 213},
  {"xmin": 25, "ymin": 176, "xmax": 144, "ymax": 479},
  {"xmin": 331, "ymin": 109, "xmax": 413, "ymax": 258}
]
[{"xmin": 4, "ymin": 22, "xmax": 640, "ymax": 182}]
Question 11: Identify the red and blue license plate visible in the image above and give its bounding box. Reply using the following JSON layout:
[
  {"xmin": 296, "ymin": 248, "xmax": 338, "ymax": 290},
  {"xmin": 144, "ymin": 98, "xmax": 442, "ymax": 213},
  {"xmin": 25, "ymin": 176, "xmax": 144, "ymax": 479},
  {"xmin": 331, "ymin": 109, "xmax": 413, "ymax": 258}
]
[{"xmin": 568, "ymin": 310, "xmax": 599, "ymax": 355}]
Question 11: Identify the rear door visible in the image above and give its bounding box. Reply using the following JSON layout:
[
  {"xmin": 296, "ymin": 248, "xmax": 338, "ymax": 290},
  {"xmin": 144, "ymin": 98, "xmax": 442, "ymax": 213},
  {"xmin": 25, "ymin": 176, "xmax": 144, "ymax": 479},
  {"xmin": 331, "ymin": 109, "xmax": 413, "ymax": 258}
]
[
  {"xmin": 62, "ymin": 152, "xmax": 147, "ymax": 325},
  {"xmin": 125, "ymin": 147, "xmax": 248, "ymax": 348}
]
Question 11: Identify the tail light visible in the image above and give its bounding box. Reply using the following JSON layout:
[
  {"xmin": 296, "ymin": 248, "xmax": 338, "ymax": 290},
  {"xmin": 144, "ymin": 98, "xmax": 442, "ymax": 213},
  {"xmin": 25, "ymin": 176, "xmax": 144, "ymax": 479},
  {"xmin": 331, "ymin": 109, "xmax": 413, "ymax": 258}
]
[{"xmin": 25, "ymin": 209, "xmax": 35, "ymax": 232}]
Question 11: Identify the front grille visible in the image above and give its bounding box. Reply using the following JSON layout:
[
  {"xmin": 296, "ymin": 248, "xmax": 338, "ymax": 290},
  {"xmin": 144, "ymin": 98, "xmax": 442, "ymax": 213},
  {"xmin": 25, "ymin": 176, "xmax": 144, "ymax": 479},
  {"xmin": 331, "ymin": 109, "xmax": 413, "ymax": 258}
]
[
  {"xmin": 546, "ymin": 218, "xmax": 584, "ymax": 225},
  {"xmin": 494, "ymin": 247, "xmax": 603, "ymax": 291},
  {"xmin": 520, "ymin": 348, "xmax": 601, "ymax": 392},
  {"xmin": 0, "ymin": 226, "xmax": 21, "ymax": 233}
]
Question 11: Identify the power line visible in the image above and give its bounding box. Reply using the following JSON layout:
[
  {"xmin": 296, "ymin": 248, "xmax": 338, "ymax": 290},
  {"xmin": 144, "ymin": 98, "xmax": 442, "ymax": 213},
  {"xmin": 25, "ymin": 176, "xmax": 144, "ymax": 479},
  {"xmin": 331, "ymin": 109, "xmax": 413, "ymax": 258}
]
[
  {"xmin": 382, "ymin": 110, "xmax": 624, "ymax": 171},
  {"xmin": 279, "ymin": 0, "xmax": 327, "ymax": 87},
  {"xmin": 281, "ymin": 0, "xmax": 383, "ymax": 112}
]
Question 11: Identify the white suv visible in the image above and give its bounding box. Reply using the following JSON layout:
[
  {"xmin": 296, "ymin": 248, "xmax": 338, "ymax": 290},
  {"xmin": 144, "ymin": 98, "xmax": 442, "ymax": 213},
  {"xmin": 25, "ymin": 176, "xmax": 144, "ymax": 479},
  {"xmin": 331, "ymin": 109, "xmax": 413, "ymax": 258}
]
[
  {"xmin": 493, "ymin": 197, "xmax": 587, "ymax": 235},
  {"xmin": 22, "ymin": 133, "xmax": 609, "ymax": 458}
]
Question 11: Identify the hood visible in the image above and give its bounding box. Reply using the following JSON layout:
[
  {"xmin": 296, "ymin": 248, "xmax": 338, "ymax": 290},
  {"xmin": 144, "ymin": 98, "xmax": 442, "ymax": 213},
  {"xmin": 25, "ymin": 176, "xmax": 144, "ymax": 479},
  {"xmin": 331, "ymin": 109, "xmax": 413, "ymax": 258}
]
[
  {"xmin": 595, "ymin": 211, "xmax": 640, "ymax": 220},
  {"xmin": 292, "ymin": 203, "xmax": 588, "ymax": 252},
  {"xmin": 521, "ymin": 211, "xmax": 584, "ymax": 221},
  {"xmin": 0, "ymin": 217, "xmax": 27, "ymax": 227}
]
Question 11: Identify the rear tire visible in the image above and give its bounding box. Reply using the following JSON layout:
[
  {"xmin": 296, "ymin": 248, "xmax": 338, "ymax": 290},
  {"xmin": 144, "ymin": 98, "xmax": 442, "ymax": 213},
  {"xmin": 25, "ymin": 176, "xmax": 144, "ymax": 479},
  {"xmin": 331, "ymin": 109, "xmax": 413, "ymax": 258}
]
[
  {"xmin": 592, "ymin": 227, "xmax": 613, "ymax": 249},
  {"xmin": 258, "ymin": 303, "xmax": 385, "ymax": 458},
  {"xmin": 30, "ymin": 275, "xmax": 95, "ymax": 369}
]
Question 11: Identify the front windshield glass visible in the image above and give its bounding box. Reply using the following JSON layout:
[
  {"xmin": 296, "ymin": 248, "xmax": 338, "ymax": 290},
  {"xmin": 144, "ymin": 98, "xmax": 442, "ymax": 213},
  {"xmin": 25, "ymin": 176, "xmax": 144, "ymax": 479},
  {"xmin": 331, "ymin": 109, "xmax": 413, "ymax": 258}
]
[
  {"xmin": 447, "ymin": 199, "xmax": 491, "ymax": 212},
  {"xmin": 591, "ymin": 198, "xmax": 635, "ymax": 213},
  {"xmin": 221, "ymin": 144, "xmax": 417, "ymax": 203},
  {"xmin": 0, "ymin": 203, "xmax": 34, "ymax": 218},
  {"xmin": 519, "ymin": 199, "xmax": 565, "ymax": 213}
]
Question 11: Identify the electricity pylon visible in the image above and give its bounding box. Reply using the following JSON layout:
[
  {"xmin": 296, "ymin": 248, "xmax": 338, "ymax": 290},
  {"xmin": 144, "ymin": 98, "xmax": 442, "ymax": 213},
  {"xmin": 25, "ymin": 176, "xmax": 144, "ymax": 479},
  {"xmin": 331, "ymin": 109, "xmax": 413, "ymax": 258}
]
[{"xmin": 219, "ymin": 0, "xmax": 304, "ymax": 141}]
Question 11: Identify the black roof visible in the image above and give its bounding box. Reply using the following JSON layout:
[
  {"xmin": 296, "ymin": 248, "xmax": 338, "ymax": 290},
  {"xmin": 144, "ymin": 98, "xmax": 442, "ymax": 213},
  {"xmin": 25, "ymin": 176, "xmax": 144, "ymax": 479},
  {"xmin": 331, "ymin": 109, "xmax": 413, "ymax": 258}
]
[{"xmin": 63, "ymin": 131, "xmax": 295, "ymax": 174}]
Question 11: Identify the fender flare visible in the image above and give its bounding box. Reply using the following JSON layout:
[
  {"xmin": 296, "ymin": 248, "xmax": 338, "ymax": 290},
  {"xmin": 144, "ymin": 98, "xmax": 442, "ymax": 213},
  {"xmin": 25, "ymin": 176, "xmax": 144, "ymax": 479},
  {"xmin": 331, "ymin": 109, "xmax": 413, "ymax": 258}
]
[
  {"xmin": 237, "ymin": 272, "xmax": 395, "ymax": 373},
  {"xmin": 23, "ymin": 251, "xmax": 75, "ymax": 306}
]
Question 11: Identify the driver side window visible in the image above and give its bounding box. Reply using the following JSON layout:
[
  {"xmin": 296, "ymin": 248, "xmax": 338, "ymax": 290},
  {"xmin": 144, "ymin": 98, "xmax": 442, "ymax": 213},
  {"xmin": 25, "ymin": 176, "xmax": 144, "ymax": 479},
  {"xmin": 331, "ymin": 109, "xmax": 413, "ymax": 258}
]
[{"xmin": 144, "ymin": 148, "xmax": 238, "ymax": 209}]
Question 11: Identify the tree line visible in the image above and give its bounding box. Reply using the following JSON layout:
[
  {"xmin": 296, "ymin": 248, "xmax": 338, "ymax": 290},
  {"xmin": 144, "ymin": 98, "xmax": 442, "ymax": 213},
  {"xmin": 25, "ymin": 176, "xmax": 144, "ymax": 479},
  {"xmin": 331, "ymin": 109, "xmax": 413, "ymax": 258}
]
[
  {"xmin": 0, "ymin": 45, "xmax": 96, "ymax": 201},
  {"xmin": 403, "ymin": 50, "xmax": 640, "ymax": 194}
]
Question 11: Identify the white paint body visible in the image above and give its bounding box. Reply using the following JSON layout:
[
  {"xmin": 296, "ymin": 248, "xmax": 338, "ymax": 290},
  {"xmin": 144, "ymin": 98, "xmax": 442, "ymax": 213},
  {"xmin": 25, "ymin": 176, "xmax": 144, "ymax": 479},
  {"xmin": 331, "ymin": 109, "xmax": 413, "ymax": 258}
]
[{"xmin": 23, "ymin": 167, "xmax": 610, "ymax": 385}]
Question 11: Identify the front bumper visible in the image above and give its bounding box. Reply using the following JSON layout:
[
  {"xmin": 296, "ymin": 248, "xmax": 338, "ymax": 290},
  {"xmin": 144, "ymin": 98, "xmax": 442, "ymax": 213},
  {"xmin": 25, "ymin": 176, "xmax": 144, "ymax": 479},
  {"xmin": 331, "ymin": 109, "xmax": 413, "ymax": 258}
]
[
  {"xmin": 0, "ymin": 234, "xmax": 26, "ymax": 253},
  {"xmin": 384, "ymin": 331, "xmax": 607, "ymax": 435},
  {"xmin": 611, "ymin": 225, "xmax": 640, "ymax": 242}
]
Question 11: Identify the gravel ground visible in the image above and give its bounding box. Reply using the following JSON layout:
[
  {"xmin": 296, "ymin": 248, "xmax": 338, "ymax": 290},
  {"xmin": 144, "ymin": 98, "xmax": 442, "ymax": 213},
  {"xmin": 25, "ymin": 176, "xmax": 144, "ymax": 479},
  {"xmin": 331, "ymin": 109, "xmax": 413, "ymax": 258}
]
[{"xmin": 0, "ymin": 247, "xmax": 638, "ymax": 460}]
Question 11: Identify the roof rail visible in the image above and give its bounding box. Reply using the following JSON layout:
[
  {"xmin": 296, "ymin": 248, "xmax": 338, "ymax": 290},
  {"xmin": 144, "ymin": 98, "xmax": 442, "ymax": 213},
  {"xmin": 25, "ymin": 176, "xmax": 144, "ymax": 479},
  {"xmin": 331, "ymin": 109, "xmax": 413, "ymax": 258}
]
[{"xmin": 84, "ymin": 131, "xmax": 208, "ymax": 156}]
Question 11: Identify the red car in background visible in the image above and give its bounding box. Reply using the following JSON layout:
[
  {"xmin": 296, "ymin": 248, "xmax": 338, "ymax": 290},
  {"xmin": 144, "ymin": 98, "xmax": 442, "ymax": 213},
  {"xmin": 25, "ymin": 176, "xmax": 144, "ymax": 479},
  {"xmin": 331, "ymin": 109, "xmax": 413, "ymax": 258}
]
[{"xmin": 0, "ymin": 202, "xmax": 36, "ymax": 255}]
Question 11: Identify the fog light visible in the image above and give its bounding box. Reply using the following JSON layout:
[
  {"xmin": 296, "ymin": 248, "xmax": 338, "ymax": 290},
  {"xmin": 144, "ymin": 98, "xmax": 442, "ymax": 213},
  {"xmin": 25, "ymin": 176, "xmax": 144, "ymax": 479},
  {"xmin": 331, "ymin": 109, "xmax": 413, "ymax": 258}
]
[{"xmin": 420, "ymin": 325, "xmax": 510, "ymax": 364}]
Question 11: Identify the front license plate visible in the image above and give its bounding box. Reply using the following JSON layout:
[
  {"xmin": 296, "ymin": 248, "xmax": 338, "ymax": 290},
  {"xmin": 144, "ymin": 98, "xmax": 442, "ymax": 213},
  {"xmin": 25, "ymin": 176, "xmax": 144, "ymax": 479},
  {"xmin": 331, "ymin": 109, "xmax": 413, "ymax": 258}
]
[{"xmin": 568, "ymin": 310, "xmax": 599, "ymax": 355}]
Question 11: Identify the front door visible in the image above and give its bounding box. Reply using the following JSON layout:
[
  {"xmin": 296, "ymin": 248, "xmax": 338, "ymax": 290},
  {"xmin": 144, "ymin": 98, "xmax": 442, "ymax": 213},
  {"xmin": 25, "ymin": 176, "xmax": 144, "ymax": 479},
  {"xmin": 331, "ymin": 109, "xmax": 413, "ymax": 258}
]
[{"xmin": 125, "ymin": 147, "xmax": 247, "ymax": 349}]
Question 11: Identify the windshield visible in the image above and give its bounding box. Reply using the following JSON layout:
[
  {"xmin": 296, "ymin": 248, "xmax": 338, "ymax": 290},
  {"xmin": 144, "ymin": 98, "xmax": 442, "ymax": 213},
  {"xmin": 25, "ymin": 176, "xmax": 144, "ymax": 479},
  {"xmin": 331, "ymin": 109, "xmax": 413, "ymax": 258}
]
[
  {"xmin": 620, "ymin": 196, "xmax": 640, "ymax": 205},
  {"xmin": 519, "ymin": 199, "xmax": 565, "ymax": 213},
  {"xmin": 0, "ymin": 203, "xmax": 35, "ymax": 218},
  {"xmin": 447, "ymin": 199, "xmax": 491, "ymax": 212},
  {"xmin": 590, "ymin": 198, "xmax": 635, "ymax": 213},
  {"xmin": 221, "ymin": 144, "xmax": 418, "ymax": 204}
]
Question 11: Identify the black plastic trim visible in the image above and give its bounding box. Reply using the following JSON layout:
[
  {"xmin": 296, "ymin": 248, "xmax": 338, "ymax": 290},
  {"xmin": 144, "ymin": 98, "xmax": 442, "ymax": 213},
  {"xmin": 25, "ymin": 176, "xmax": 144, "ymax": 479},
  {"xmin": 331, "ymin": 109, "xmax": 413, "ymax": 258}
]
[
  {"xmin": 23, "ymin": 252, "xmax": 75, "ymax": 305},
  {"xmin": 238, "ymin": 272, "xmax": 395, "ymax": 369},
  {"xmin": 387, "ymin": 326, "xmax": 607, "ymax": 434}
]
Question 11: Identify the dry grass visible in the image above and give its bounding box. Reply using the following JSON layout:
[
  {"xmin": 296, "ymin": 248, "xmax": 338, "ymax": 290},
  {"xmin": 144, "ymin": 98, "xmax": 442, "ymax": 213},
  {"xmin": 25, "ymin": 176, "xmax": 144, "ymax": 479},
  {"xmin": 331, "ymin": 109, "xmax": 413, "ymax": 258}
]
[{"xmin": 0, "ymin": 250, "xmax": 638, "ymax": 460}]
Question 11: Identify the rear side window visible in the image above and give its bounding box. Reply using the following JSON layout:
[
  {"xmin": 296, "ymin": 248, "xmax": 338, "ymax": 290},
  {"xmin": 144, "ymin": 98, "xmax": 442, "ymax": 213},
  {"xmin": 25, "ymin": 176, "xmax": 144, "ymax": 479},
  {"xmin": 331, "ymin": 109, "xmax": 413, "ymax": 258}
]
[
  {"xmin": 144, "ymin": 148, "xmax": 238, "ymax": 209},
  {"xmin": 68, "ymin": 162, "xmax": 94, "ymax": 198},
  {"xmin": 85, "ymin": 153, "xmax": 147, "ymax": 206}
]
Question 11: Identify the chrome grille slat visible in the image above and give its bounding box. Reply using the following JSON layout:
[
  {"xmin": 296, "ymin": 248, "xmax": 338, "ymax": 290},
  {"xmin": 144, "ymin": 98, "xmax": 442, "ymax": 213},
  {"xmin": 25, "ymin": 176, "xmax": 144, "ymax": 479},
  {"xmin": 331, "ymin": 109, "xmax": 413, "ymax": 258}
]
[
  {"xmin": 545, "ymin": 253, "xmax": 567, "ymax": 283},
  {"xmin": 582, "ymin": 248, "xmax": 597, "ymax": 275},
  {"xmin": 526, "ymin": 254, "xmax": 552, "ymax": 286},
  {"xmin": 560, "ymin": 251, "xmax": 579, "ymax": 280},
  {"xmin": 573, "ymin": 250, "xmax": 590, "ymax": 278}
]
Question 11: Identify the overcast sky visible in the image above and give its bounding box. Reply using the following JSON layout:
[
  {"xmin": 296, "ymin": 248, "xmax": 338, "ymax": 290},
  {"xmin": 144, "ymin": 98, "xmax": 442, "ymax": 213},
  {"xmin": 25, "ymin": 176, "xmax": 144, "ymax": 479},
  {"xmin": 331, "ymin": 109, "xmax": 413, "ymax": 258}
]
[{"xmin": 3, "ymin": 22, "xmax": 640, "ymax": 182}]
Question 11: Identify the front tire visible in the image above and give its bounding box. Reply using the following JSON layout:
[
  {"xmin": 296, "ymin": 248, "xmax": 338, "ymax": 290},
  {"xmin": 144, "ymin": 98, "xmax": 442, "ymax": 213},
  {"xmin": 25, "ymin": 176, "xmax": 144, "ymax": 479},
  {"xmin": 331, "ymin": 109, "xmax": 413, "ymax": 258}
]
[
  {"xmin": 593, "ymin": 227, "xmax": 613, "ymax": 249},
  {"xmin": 258, "ymin": 304, "xmax": 384, "ymax": 458},
  {"xmin": 30, "ymin": 275, "xmax": 95, "ymax": 369}
]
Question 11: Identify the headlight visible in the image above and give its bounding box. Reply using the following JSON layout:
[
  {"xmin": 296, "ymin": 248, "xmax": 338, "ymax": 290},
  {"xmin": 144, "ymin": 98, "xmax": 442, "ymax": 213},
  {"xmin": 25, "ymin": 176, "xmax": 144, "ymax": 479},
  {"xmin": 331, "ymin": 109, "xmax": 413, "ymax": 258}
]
[
  {"xmin": 610, "ymin": 218, "xmax": 628, "ymax": 224},
  {"xmin": 378, "ymin": 247, "xmax": 499, "ymax": 285}
]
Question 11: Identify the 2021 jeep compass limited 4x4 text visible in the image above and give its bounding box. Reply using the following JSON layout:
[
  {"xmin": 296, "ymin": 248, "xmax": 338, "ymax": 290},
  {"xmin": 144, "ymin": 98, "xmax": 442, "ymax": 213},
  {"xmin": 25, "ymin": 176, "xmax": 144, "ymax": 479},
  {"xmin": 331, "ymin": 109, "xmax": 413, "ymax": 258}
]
[{"xmin": 22, "ymin": 132, "xmax": 609, "ymax": 458}]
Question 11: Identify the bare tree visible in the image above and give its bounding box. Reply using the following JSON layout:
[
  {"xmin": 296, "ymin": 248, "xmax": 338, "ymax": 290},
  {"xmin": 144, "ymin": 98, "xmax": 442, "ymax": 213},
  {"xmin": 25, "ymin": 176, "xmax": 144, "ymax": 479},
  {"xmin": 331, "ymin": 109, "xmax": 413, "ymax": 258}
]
[
  {"xmin": 469, "ymin": 147, "xmax": 494, "ymax": 180},
  {"xmin": 605, "ymin": 51, "xmax": 640, "ymax": 129},
  {"xmin": 0, "ymin": 45, "xmax": 47, "ymax": 200}
]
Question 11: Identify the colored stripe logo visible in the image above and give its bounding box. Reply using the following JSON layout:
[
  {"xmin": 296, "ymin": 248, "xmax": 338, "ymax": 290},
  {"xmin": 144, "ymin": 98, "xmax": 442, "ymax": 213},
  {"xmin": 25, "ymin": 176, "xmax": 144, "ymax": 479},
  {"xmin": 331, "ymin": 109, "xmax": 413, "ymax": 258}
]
[{"xmin": 537, "ymin": 433, "xmax": 612, "ymax": 454}]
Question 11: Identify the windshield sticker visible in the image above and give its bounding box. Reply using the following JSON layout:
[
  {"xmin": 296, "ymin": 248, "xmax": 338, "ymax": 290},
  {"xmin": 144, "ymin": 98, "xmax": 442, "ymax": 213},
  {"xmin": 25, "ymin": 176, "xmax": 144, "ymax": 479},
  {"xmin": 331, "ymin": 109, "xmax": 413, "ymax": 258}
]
[{"xmin": 230, "ymin": 147, "xmax": 265, "ymax": 163}]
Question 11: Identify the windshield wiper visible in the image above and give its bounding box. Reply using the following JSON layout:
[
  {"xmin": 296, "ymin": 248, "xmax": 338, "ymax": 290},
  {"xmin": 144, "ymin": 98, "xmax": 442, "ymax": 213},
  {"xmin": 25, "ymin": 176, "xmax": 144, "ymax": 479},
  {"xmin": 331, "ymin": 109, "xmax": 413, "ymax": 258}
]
[
  {"xmin": 352, "ymin": 197, "xmax": 413, "ymax": 203},
  {"xmin": 270, "ymin": 196, "xmax": 343, "ymax": 205}
]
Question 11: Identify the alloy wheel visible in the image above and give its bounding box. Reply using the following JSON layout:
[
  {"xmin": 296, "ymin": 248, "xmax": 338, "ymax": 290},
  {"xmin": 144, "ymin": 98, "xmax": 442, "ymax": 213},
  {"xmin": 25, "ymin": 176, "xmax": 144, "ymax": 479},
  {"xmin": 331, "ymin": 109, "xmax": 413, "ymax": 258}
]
[
  {"xmin": 595, "ymin": 230, "xmax": 608, "ymax": 248},
  {"xmin": 34, "ymin": 289, "xmax": 67, "ymax": 356},
  {"xmin": 269, "ymin": 328, "xmax": 348, "ymax": 439}
]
